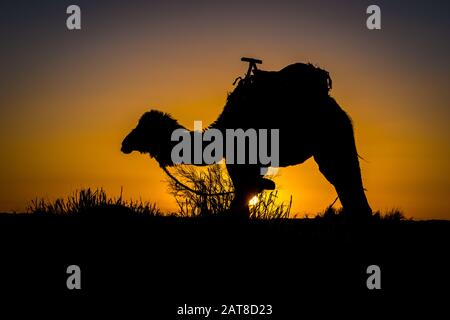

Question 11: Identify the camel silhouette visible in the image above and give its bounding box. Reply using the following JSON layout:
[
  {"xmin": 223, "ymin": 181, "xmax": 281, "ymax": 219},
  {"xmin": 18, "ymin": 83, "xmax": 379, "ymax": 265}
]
[{"xmin": 122, "ymin": 60, "xmax": 372, "ymax": 219}]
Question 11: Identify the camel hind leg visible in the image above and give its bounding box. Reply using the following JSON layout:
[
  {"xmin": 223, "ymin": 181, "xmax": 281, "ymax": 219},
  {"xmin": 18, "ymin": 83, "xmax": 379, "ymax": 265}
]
[
  {"xmin": 313, "ymin": 109, "xmax": 372, "ymax": 219},
  {"xmin": 314, "ymin": 147, "xmax": 371, "ymax": 218}
]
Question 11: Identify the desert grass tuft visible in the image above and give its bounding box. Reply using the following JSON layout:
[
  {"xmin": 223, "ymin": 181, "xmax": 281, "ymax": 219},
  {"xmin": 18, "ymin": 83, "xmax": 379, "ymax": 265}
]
[{"xmin": 27, "ymin": 188, "xmax": 160, "ymax": 216}]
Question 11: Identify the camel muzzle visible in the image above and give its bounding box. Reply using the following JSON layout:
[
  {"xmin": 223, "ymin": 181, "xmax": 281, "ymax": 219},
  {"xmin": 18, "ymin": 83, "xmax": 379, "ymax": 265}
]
[{"xmin": 121, "ymin": 145, "xmax": 132, "ymax": 154}]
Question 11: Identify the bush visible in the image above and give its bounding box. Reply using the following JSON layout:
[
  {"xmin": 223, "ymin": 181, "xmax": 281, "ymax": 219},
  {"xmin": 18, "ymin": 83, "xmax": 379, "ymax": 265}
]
[
  {"xmin": 165, "ymin": 164, "xmax": 291, "ymax": 219},
  {"xmin": 27, "ymin": 188, "xmax": 160, "ymax": 216},
  {"xmin": 381, "ymin": 209, "xmax": 407, "ymax": 221}
]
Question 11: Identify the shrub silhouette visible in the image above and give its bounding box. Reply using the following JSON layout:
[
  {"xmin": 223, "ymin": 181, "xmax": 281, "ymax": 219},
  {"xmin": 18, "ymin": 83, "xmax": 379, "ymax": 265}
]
[
  {"xmin": 27, "ymin": 188, "xmax": 160, "ymax": 216},
  {"xmin": 165, "ymin": 164, "xmax": 291, "ymax": 219},
  {"xmin": 26, "ymin": 186, "xmax": 404, "ymax": 221},
  {"xmin": 314, "ymin": 206, "xmax": 406, "ymax": 221},
  {"xmin": 26, "ymin": 183, "xmax": 291, "ymax": 219}
]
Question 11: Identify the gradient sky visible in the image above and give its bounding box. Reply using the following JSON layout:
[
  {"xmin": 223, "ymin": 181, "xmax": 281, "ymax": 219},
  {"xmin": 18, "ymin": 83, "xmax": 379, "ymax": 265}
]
[{"xmin": 1, "ymin": 0, "xmax": 449, "ymax": 219}]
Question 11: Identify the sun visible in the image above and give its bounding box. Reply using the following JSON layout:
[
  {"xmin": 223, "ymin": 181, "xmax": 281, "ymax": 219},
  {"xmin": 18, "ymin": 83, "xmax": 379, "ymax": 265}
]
[{"xmin": 249, "ymin": 195, "xmax": 259, "ymax": 206}]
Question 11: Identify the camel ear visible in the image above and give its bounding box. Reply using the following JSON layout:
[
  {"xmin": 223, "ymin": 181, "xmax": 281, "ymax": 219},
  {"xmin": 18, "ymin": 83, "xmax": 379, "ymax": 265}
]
[{"xmin": 138, "ymin": 110, "xmax": 155, "ymax": 126}]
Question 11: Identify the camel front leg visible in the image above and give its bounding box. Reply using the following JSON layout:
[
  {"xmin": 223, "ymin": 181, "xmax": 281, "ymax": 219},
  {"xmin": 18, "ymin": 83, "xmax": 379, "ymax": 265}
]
[{"xmin": 226, "ymin": 164, "xmax": 275, "ymax": 218}]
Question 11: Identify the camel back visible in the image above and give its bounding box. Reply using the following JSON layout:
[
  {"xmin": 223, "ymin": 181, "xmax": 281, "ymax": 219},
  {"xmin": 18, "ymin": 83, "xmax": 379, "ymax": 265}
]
[
  {"xmin": 253, "ymin": 63, "xmax": 332, "ymax": 97},
  {"xmin": 212, "ymin": 62, "xmax": 333, "ymax": 130}
]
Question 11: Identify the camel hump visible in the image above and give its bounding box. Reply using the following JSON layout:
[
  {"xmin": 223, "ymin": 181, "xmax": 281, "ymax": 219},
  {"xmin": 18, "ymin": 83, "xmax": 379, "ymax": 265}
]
[
  {"xmin": 278, "ymin": 62, "xmax": 332, "ymax": 94},
  {"xmin": 253, "ymin": 62, "xmax": 332, "ymax": 96}
]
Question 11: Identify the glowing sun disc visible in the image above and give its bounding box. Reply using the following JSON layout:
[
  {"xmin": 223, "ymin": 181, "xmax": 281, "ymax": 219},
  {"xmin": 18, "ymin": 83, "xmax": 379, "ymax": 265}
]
[{"xmin": 249, "ymin": 196, "xmax": 258, "ymax": 206}]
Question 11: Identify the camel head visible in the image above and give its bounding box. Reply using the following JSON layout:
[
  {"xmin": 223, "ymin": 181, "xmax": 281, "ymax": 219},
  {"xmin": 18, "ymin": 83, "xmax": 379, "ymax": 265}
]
[{"xmin": 121, "ymin": 110, "xmax": 181, "ymax": 166}]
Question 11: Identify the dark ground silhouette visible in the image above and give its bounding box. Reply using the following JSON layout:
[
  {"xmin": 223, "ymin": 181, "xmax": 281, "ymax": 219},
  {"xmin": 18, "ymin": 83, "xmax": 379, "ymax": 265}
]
[
  {"xmin": 122, "ymin": 59, "xmax": 371, "ymax": 219},
  {"xmin": 0, "ymin": 208, "xmax": 448, "ymax": 315}
]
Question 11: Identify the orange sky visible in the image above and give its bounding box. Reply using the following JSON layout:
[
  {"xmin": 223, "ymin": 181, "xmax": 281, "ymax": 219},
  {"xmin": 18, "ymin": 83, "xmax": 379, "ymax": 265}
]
[{"xmin": 1, "ymin": 1, "xmax": 449, "ymax": 219}]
